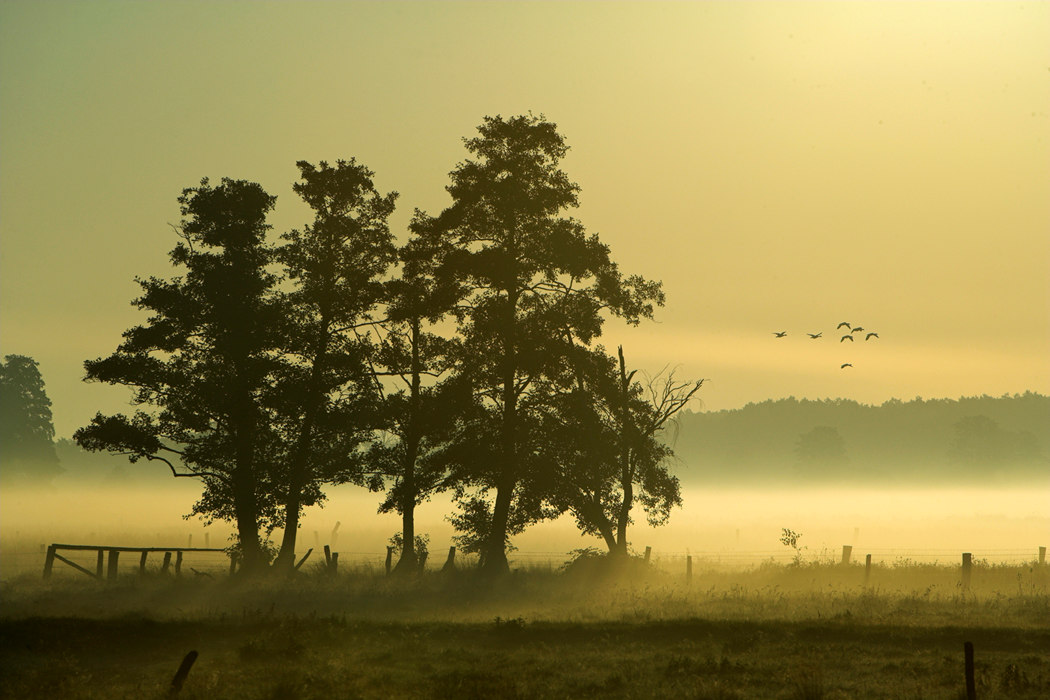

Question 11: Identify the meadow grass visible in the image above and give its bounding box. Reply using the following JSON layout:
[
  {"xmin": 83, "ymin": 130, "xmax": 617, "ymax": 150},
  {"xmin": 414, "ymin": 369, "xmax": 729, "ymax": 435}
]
[{"xmin": 1, "ymin": 560, "xmax": 1048, "ymax": 699}]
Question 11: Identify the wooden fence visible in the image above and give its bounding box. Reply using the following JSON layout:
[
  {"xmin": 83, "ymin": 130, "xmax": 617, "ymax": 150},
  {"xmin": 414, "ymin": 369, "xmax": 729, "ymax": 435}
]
[{"xmin": 42, "ymin": 543, "xmax": 230, "ymax": 580}]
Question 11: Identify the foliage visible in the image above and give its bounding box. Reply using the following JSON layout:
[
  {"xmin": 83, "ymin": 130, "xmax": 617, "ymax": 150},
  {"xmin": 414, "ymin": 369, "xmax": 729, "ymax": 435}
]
[
  {"xmin": 0, "ymin": 355, "xmax": 62, "ymax": 483},
  {"xmin": 416, "ymin": 113, "xmax": 664, "ymax": 572},
  {"xmin": 75, "ymin": 177, "xmax": 283, "ymax": 572},
  {"xmin": 270, "ymin": 158, "xmax": 398, "ymax": 570}
]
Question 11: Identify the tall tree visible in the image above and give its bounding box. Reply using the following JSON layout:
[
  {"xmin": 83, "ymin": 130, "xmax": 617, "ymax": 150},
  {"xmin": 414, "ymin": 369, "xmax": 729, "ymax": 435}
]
[
  {"xmin": 0, "ymin": 355, "xmax": 62, "ymax": 483},
  {"xmin": 546, "ymin": 345, "xmax": 702, "ymax": 556},
  {"xmin": 270, "ymin": 159, "xmax": 398, "ymax": 571},
  {"xmin": 416, "ymin": 114, "xmax": 663, "ymax": 573},
  {"xmin": 367, "ymin": 232, "xmax": 471, "ymax": 573},
  {"xmin": 75, "ymin": 178, "xmax": 281, "ymax": 573}
]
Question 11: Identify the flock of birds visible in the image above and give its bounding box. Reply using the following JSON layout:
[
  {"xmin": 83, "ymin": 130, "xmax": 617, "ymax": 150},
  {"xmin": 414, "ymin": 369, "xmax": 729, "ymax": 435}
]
[{"xmin": 772, "ymin": 321, "xmax": 879, "ymax": 369}]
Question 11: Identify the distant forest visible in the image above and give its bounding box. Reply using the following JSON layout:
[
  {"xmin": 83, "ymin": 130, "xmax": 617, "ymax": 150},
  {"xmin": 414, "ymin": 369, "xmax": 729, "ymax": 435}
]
[
  {"xmin": 671, "ymin": 392, "xmax": 1050, "ymax": 486},
  {"xmin": 55, "ymin": 392, "xmax": 1049, "ymax": 488}
]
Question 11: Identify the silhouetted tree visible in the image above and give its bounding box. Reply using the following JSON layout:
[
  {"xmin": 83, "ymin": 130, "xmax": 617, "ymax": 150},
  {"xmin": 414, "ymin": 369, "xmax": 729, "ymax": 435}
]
[
  {"xmin": 366, "ymin": 231, "xmax": 473, "ymax": 573},
  {"xmin": 547, "ymin": 346, "xmax": 702, "ymax": 556},
  {"xmin": 948, "ymin": 414, "xmax": 1043, "ymax": 469},
  {"xmin": 75, "ymin": 178, "xmax": 282, "ymax": 573},
  {"xmin": 270, "ymin": 159, "xmax": 398, "ymax": 572},
  {"xmin": 414, "ymin": 114, "xmax": 663, "ymax": 573},
  {"xmin": 794, "ymin": 425, "xmax": 849, "ymax": 476},
  {"xmin": 0, "ymin": 355, "xmax": 62, "ymax": 483}
]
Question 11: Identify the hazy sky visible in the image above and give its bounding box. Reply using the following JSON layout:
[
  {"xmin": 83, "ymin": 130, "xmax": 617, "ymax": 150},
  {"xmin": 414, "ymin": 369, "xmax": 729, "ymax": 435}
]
[{"xmin": 2, "ymin": 1, "xmax": 1048, "ymax": 439}]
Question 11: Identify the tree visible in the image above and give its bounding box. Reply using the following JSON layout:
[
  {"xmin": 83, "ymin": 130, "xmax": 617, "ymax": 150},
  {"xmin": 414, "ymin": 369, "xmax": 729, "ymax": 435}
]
[
  {"xmin": 0, "ymin": 355, "xmax": 62, "ymax": 483},
  {"xmin": 75, "ymin": 178, "xmax": 282, "ymax": 573},
  {"xmin": 367, "ymin": 241, "xmax": 472, "ymax": 573},
  {"xmin": 270, "ymin": 159, "xmax": 398, "ymax": 572},
  {"xmin": 948, "ymin": 415, "xmax": 1043, "ymax": 470},
  {"xmin": 794, "ymin": 426, "xmax": 849, "ymax": 477},
  {"xmin": 415, "ymin": 114, "xmax": 663, "ymax": 572},
  {"xmin": 546, "ymin": 346, "xmax": 702, "ymax": 557}
]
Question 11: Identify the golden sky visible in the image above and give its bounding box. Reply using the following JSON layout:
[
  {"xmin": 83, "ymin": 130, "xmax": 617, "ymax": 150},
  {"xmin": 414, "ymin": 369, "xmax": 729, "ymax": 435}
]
[{"xmin": 1, "ymin": 1, "xmax": 1048, "ymax": 438}]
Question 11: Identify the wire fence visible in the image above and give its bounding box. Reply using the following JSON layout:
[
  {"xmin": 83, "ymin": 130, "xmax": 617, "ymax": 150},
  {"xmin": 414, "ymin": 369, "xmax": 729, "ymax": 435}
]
[{"xmin": 2, "ymin": 545, "xmax": 1045, "ymax": 580}]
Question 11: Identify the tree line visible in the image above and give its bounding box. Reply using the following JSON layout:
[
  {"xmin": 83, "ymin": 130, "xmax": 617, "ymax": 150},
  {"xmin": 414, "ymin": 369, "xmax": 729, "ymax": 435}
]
[
  {"xmin": 671, "ymin": 393, "xmax": 1049, "ymax": 485},
  {"xmin": 72, "ymin": 114, "xmax": 703, "ymax": 576}
]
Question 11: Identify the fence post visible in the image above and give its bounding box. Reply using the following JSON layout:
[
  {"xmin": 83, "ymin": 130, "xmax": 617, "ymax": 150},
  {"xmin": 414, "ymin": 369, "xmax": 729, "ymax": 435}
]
[
  {"xmin": 686, "ymin": 555, "xmax": 693, "ymax": 585},
  {"xmin": 330, "ymin": 521, "xmax": 341, "ymax": 549},
  {"xmin": 294, "ymin": 548, "xmax": 313, "ymax": 571},
  {"xmin": 329, "ymin": 552, "xmax": 338, "ymax": 574},
  {"xmin": 43, "ymin": 545, "xmax": 56, "ymax": 579},
  {"xmin": 170, "ymin": 650, "xmax": 199, "ymax": 695},
  {"xmin": 162, "ymin": 551, "xmax": 172, "ymax": 574},
  {"xmin": 139, "ymin": 551, "xmax": 149, "ymax": 576},
  {"xmin": 323, "ymin": 545, "xmax": 332, "ymax": 571},
  {"xmin": 864, "ymin": 554, "xmax": 872, "ymax": 585},
  {"xmin": 107, "ymin": 550, "xmax": 120, "ymax": 580},
  {"xmin": 1039, "ymin": 546, "xmax": 1046, "ymax": 565},
  {"xmin": 442, "ymin": 546, "xmax": 456, "ymax": 572},
  {"xmin": 841, "ymin": 545, "xmax": 852, "ymax": 565},
  {"xmin": 964, "ymin": 641, "xmax": 976, "ymax": 700},
  {"xmin": 643, "ymin": 546, "xmax": 652, "ymax": 563},
  {"xmin": 962, "ymin": 552, "xmax": 972, "ymax": 591},
  {"xmin": 385, "ymin": 546, "xmax": 394, "ymax": 575},
  {"xmin": 96, "ymin": 549, "xmax": 105, "ymax": 578},
  {"xmin": 175, "ymin": 551, "xmax": 184, "ymax": 577}
]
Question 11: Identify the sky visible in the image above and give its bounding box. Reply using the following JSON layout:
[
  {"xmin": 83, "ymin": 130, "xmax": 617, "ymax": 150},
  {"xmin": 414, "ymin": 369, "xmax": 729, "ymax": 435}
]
[{"xmin": 2, "ymin": 1, "xmax": 1048, "ymax": 440}]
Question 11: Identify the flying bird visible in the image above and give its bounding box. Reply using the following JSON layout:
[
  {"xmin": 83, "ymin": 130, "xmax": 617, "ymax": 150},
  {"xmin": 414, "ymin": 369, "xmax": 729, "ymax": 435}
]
[
  {"xmin": 840, "ymin": 335, "xmax": 854, "ymax": 342},
  {"xmin": 865, "ymin": 332, "xmax": 879, "ymax": 340},
  {"xmin": 807, "ymin": 333, "xmax": 822, "ymax": 339},
  {"xmin": 841, "ymin": 363, "xmax": 853, "ymax": 369},
  {"xmin": 851, "ymin": 326, "xmax": 865, "ymax": 334},
  {"xmin": 773, "ymin": 331, "xmax": 787, "ymax": 338},
  {"xmin": 837, "ymin": 322, "xmax": 851, "ymax": 330}
]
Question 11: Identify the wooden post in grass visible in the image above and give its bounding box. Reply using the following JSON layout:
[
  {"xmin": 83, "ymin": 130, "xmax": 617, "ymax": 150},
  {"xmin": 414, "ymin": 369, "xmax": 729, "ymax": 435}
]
[
  {"xmin": 1039, "ymin": 546, "xmax": 1046, "ymax": 565},
  {"xmin": 385, "ymin": 546, "xmax": 393, "ymax": 575},
  {"xmin": 330, "ymin": 521, "xmax": 341, "ymax": 549},
  {"xmin": 294, "ymin": 548, "xmax": 313, "ymax": 571},
  {"xmin": 139, "ymin": 551, "xmax": 149, "ymax": 576},
  {"xmin": 162, "ymin": 552, "xmax": 172, "ymax": 574},
  {"xmin": 175, "ymin": 551, "xmax": 183, "ymax": 577},
  {"xmin": 841, "ymin": 545, "xmax": 852, "ymax": 565},
  {"xmin": 96, "ymin": 549, "xmax": 105, "ymax": 578},
  {"xmin": 442, "ymin": 546, "xmax": 456, "ymax": 572},
  {"xmin": 323, "ymin": 545, "xmax": 332, "ymax": 572},
  {"xmin": 43, "ymin": 545, "xmax": 56, "ymax": 579},
  {"xmin": 864, "ymin": 554, "xmax": 872, "ymax": 585},
  {"xmin": 964, "ymin": 641, "xmax": 976, "ymax": 700},
  {"xmin": 170, "ymin": 650, "xmax": 199, "ymax": 696},
  {"xmin": 686, "ymin": 555, "xmax": 693, "ymax": 585},
  {"xmin": 107, "ymin": 550, "xmax": 120, "ymax": 580},
  {"xmin": 643, "ymin": 546, "xmax": 652, "ymax": 563},
  {"xmin": 962, "ymin": 553, "xmax": 972, "ymax": 591},
  {"xmin": 329, "ymin": 552, "xmax": 338, "ymax": 574}
]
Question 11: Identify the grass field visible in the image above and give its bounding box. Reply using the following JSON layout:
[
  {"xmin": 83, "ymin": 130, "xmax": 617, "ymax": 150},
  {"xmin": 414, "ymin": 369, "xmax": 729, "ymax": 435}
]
[{"xmin": 2, "ymin": 559, "xmax": 1048, "ymax": 699}]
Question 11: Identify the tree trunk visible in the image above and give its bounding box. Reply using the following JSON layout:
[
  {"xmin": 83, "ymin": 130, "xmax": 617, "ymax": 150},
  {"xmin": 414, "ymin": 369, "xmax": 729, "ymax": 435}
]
[
  {"xmin": 481, "ymin": 293, "xmax": 518, "ymax": 575},
  {"xmin": 274, "ymin": 320, "xmax": 331, "ymax": 573},
  {"xmin": 394, "ymin": 318, "xmax": 423, "ymax": 575}
]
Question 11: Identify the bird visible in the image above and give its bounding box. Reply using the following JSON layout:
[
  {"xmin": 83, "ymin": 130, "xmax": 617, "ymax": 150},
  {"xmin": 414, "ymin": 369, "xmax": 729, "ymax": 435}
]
[
  {"xmin": 807, "ymin": 333, "xmax": 822, "ymax": 339},
  {"xmin": 851, "ymin": 326, "xmax": 865, "ymax": 334},
  {"xmin": 841, "ymin": 363, "xmax": 853, "ymax": 369},
  {"xmin": 773, "ymin": 331, "xmax": 787, "ymax": 338},
  {"xmin": 837, "ymin": 322, "xmax": 851, "ymax": 329},
  {"xmin": 865, "ymin": 332, "xmax": 879, "ymax": 340},
  {"xmin": 840, "ymin": 335, "xmax": 854, "ymax": 342}
]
